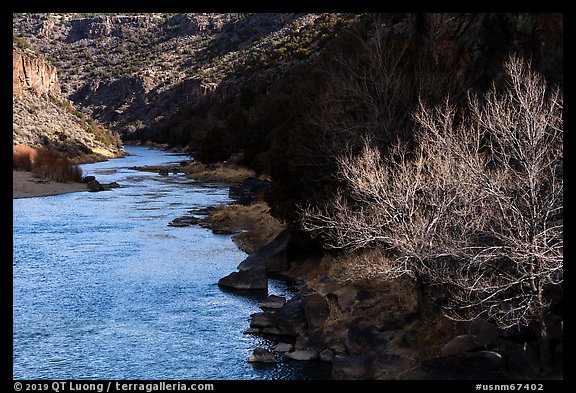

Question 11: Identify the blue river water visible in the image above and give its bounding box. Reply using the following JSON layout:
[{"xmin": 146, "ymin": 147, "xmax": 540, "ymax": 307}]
[{"xmin": 13, "ymin": 145, "xmax": 331, "ymax": 380}]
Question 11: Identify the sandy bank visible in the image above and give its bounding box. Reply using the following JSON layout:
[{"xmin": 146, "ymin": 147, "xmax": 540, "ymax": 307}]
[{"xmin": 13, "ymin": 171, "xmax": 86, "ymax": 199}]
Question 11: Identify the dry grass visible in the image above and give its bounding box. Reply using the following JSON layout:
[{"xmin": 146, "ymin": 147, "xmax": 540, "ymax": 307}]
[
  {"xmin": 207, "ymin": 201, "xmax": 285, "ymax": 253},
  {"xmin": 323, "ymin": 295, "xmax": 350, "ymax": 333},
  {"xmin": 305, "ymin": 250, "xmax": 463, "ymax": 362},
  {"xmin": 406, "ymin": 313, "xmax": 465, "ymax": 360},
  {"xmin": 13, "ymin": 145, "xmax": 83, "ymax": 183},
  {"xmin": 307, "ymin": 249, "xmax": 418, "ymax": 313},
  {"xmin": 13, "ymin": 145, "xmax": 34, "ymax": 171},
  {"xmin": 302, "ymin": 250, "xmax": 420, "ymax": 339},
  {"xmin": 185, "ymin": 161, "xmax": 257, "ymax": 183}
]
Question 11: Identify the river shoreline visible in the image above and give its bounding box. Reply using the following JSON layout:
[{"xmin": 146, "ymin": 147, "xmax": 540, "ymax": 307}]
[
  {"xmin": 15, "ymin": 145, "xmax": 332, "ymax": 380},
  {"xmin": 15, "ymin": 150, "xmax": 558, "ymax": 380},
  {"xmin": 13, "ymin": 170, "xmax": 86, "ymax": 199}
]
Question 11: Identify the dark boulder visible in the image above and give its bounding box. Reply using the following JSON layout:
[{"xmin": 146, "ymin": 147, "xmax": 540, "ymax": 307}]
[
  {"xmin": 295, "ymin": 331, "xmax": 326, "ymax": 352},
  {"xmin": 302, "ymin": 292, "xmax": 330, "ymax": 331},
  {"xmin": 249, "ymin": 297, "xmax": 306, "ymax": 337},
  {"xmin": 87, "ymin": 179, "xmax": 104, "ymax": 192},
  {"xmin": 248, "ymin": 347, "xmax": 278, "ymax": 363},
  {"xmin": 346, "ymin": 318, "xmax": 388, "ymax": 356},
  {"xmin": 467, "ymin": 318, "xmax": 501, "ymax": 346},
  {"xmin": 218, "ymin": 265, "xmax": 267, "ymax": 290},
  {"xmin": 332, "ymin": 355, "xmax": 374, "ymax": 380},
  {"xmin": 319, "ymin": 349, "xmax": 335, "ymax": 362},
  {"xmin": 274, "ymin": 342, "xmax": 293, "ymax": 353},
  {"xmin": 284, "ymin": 349, "xmax": 318, "ymax": 361},
  {"xmin": 237, "ymin": 230, "xmax": 290, "ymax": 273},
  {"xmin": 420, "ymin": 351, "xmax": 508, "ymax": 380},
  {"xmin": 440, "ymin": 334, "xmax": 488, "ymax": 357},
  {"xmin": 229, "ymin": 177, "xmax": 271, "ymax": 204},
  {"xmin": 81, "ymin": 175, "xmax": 96, "ymax": 183},
  {"xmin": 260, "ymin": 295, "xmax": 286, "ymax": 311},
  {"xmin": 168, "ymin": 216, "xmax": 201, "ymax": 227},
  {"xmin": 250, "ymin": 312, "xmax": 277, "ymax": 329}
]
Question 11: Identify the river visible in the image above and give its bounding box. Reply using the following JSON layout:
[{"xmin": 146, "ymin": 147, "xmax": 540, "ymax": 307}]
[{"xmin": 12, "ymin": 145, "xmax": 331, "ymax": 380}]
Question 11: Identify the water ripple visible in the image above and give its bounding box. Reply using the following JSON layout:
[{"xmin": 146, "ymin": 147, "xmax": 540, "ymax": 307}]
[{"xmin": 13, "ymin": 146, "xmax": 331, "ymax": 380}]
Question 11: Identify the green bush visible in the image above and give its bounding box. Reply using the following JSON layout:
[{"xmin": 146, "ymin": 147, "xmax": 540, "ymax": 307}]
[{"xmin": 13, "ymin": 36, "xmax": 32, "ymax": 50}]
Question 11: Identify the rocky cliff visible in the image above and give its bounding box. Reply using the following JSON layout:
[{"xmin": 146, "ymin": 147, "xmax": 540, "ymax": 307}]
[
  {"xmin": 12, "ymin": 13, "xmax": 562, "ymax": 146},
  {"xmin": 12, "ymin": 13, "xmax": 348, "ymax": 139},
  {"xmin": 13, "ymin": 46, "xmax": 61, "ymax": 99},
  {"xmin": 13, "ymin": 44, "xmax": 123, "ymax": 161}
]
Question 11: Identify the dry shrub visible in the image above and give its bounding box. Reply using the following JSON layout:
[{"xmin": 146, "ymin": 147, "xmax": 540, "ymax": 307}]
[
  {"xmin": 185, "ymin": 160, "xmax": 256, "ymax": 182},
  {"xmin": 406, "ymin": 314, "xmax": 465, "ymax": 360},
  {"xmin": 208, "ymin": 201, "xmax": 285, "ymax": 253},
  {"xmin": 13, "ymin": 145, "xmax": 36, "ymax": 171},
  {"xmin": 299, "ymin": 56, "xmax": 563, "ymax": 366},
  {"xmin": 308, "ymin": 251, "xmax": 420, "ymax": 329},
  {"xmin": 31, "ymin": 148, "xmax": 83, "ymax": 183}
]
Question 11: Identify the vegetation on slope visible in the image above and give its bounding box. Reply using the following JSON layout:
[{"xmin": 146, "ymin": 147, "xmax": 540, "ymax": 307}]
[{"xmin": 12, "ymin": 12, "xmax": 563, "ymax": 375}]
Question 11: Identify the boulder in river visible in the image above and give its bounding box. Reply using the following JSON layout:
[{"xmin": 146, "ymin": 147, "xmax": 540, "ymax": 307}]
[
  {"xmin": 284, "ymin": 349, "xmax": 318, "ymax": 361},
  {"xmin": 274, "ymin": 342, "xmax": 293, "ymax": 353},
  {"xmin": 237, "ymin": 229, "xmax": 290, "ymax": 273},
  {"xmin": 260, "ymin": 295, "xmax": 286, "ymax": 310},
  {"xmin": 248, "ymin": 347, "xmax": 278, "ymax": 363},
  {"xmin": 168, "ymin": 216, "xmax": 201, "ymax": 227},
  {"xmin": 249, "ymin": 297, "xmax": 306, "ymax": 337},
  {"xmin": 218, "ymin": 265, "xmax": 267, "ymax": 290},
  {"xmin": 87, "ymin": 179, "xmax": 104, "ymax": 192}
]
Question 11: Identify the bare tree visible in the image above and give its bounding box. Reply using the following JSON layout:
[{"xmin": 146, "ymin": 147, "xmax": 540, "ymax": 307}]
[
  {"xmin": 439, "ymin": 57, "xmax": 563, "ymax": 369},
  {"xmin": 299, "ymin": 56, "xmax": 563, "ymax": 370},
  {"xmin": 303, "ymin": 14, "xmax": 458, "ymax": 166}
]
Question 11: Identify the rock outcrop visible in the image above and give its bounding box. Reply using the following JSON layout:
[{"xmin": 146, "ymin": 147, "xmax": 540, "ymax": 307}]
[
  {"xmin": 13, "ymin": 46, "xmax": 60, "ymax": 99},
  {"xmin": 12, "ymin": 13, "xmax": 336, "ymax": 139},
  {"xmin": 248, "ymin": 347, "xmax": 278, "ymax": 363},
  {"xmin": 217, "ymin": 265, "xmax": 268, "ymax": 290},
  {"xmin": 13, "ymin": 44, "xmax": 123, "ymax": 161},
  {"xmin": 237, "ymin": 229, "xmax": 290, "ymax": 273}
]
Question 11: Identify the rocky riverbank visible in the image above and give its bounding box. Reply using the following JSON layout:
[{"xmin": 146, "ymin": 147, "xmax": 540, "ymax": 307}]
[
  {"xmin": 151, "ymin": 158, "xmax": 563, "ymax": 380},
  {"xmin": 131, "ymin": 153, "xmax": 260, "ymax": 183},
  {"xmin": 214, "ymin": 226, "xmax": 563, "ymax": 380}
]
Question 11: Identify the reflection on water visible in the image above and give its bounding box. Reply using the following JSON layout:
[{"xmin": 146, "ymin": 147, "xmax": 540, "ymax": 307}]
[{"xmin": 13, "ymin": 145, "xmax": 331, "ymax": 380}]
